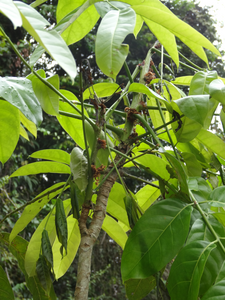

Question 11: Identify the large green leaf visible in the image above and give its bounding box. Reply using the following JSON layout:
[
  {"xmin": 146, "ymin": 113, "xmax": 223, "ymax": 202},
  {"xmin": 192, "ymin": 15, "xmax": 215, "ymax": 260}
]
[
  {"xmin": 52, "ymin": 215, "xmax": 80, "ymax": 279},
  {"xmin": 0, "ymin": 0, "xmax": 22, "ymax": 29},
  {"xmin": 9, "ymin": 182, "xmax": 68, "ymax": 242},
  {"xmin": 0, "ymin": 233, "xmax": 56, "ymax": 300},
  {"xmin": 10, "ymin": 162, "xmax": 71, "ymax": 177},
  {"xmin": 186, "ymin": 217, "xmax": 225, "ymax": 296},
  {"xmin": 167, "ymin": 241, "xmax": 216, "ymax": 300},
  {"xmin": 0, "ymin": 265, "xmax": 14, "ymax": 300},
  {"xmin": 25, "ymin": 199, "xmax": 71, "ymax": 276},
  {"xmin": 15, "ymin": 1, "xmax": 76, "ymax": 82},
  {"xmin": 125, "ymin": 276, "xmax": 156, "ymax": 300},
  {"xmin": 70, "ymin": 147, "xmax": 88, "ymax": 192},
  {"xmin": 209, "ymin": 79, "xmax": 225, "ymax": 105},
  {"xmin": 172, "ymin": 95, "xmax": 210, "ymax": 126},
  {"xmin": 29, "ymin": 71, "xmax": 59, "ymax": 116},
  {"xmin": 96, "ymin": 7, "xmax": 136, "ymax": 79},
  {"xmin": 135, "ymin": 183, "xmax": 160, "ymax": 211},
  {"xmin": 196, "ymin": 128, "xmax": 225, "ymax": 160},
  {"xmin": 83, "ymin": 83, "xmax": 121, "ymax": 100},
  {"xmin": 0, "ymin": 101, "xmax": 20, "ymax": 164},
  {"xmin": 173, "ymin": 116, "xmax": 202, "ymax": 143},
  {"xmin": 189, "ymin": 71, "xmax": 218, "ymax": 95},
  {"xmin": 102, "ymin": 215, "xmax": 128, "ymax": 249},
  {"xmin": 30, "ymin": 149, "xmax": 70, "ymax": 165},
  {"xmin": 56, "ymin": 0, "xmax": 84, "ymax": 22},
  {"xmin": 0, "ymin": 77, "xmax": 42, "ymax": 125},
  {"xmin": 58, "ymin": 5, "xmax": 99, "ymax": 46},
  {"xmin": 201, "ymin": 279, "xmax": 225, "ymax": 300},
  {"xmin": 121, "ymin": 198, "xmax": 192, "ymax": 281}
]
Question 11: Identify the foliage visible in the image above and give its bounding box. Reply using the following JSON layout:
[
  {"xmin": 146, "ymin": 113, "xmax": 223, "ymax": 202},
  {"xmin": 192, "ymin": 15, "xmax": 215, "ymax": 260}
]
[{"xmin": 1, "ymin": 0, "xmax": 225, "ymax": 299}]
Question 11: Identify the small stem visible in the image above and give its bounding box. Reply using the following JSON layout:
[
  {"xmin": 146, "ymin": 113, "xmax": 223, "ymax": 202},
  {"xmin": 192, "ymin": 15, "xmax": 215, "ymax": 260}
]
[
  {"xmin": 178, "ymin": 51, "xmax": 204, "ymax": 71},
  {"xmin": 151, "ymin": 48, "xmax": 200, "ymax": 72},
  {"xmin": 147, "ymin": 106, "xmax": 167, "ymax": 111},
  {"xmin": 124, "ymin": 61, "xmax": 134, "ymax": 84},
  {"xmin": 121, "ymin": 172, "xmax": 160, "ymax": 189}
]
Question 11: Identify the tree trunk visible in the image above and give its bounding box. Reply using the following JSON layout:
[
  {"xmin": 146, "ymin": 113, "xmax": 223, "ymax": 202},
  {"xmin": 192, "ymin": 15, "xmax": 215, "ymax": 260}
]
[{"xmin": 74, "ymin": 169, "xmax": 118, "ymax": 300}]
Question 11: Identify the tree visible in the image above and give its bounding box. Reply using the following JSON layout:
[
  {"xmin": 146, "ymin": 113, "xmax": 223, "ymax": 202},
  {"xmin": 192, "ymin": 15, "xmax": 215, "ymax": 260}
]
[{"xmin": 1, "ymin": 1, "xmax": 225, "ymax": 300}]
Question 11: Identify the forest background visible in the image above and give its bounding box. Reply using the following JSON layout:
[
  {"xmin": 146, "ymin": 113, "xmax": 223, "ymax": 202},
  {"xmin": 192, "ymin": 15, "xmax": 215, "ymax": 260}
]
[{"xmin": 0, "ymin": 0, "xmax": 225, "ymax": 299}]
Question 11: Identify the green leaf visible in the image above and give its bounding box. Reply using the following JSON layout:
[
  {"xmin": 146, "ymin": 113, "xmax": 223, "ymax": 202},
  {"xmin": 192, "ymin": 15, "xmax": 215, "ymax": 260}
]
[
  {"xmin": 201, "ymin": 279, "xmax": 225, "ymax": 300},
  {"xmin": 125, "ymin": 276, "xmax": 156, "ymax": 300},
  {"xmin": 121, "ymin": 198, "xmax": 192, "ymax": 281},
  {"xmin": 172, "ymin": 95, "xmax": 210, "ymax": 126},
  {"xmin": 25, "ymin": 199, "xmax": 71, "ymax": 277},
  {"xmin": 0, "ymin": 101, "xmax": 20, "ymax": 164},
  {"xmin": 167, "ymin": 241, "xmax": 216, "ymax": 300},
  {"xmin": 55, "ymin": 198, "xmax": 68, "ymax": 255},
  {"xmin": 9, "ymin": 182, "xmax": 68, "ymax": 242},
  {"xmin": 83, "ymin": 83, "xmax": 121, "ymax": 100},
  {"xmin": 0, "ymin": 233, "xmax": 56, "ymax": 300},
  {"xmin": 196, "ymin": 128, "xmax": 225, "ymax": 160},
  {"xmin": 186, "ymin": 217, "xmax": 225, "ymax": 296},
  {"xmin": 30, "ymin": 149, "xmax": 70, "ymax": 165},
  {"xmin": 15, "ymin": 1, "xmax": 76, "ymax": 82},
  {"xmin": 70, "ymin": 147, "xmax": 88, "ymax": 192},
  {"xmin": 182, "ymin": 153, "xmax": 202, "ymax": 177},
  {"xmin": 123, "ymin": 195, "xmax": 139, "ymax": 229},
  {"xmin": 70, "ymin": 180, "xmax": 85, "ymax": 219},
  {"xmin": 96, "ymin": 7, "xmax": 136, "ymax": 79},
  {"xmin": 56, "ymin": 0, "xmax": 83, "ymax": 22},
  {"xmin": 0, "ymin": 0, "xmax": 22, "ymax": 29},
  {"xmin": 173, "ymin": 116, "xmax": 202, "ymax": 143},
  {"xmin": 41, "ymin": 230, "xmax": 53, "ymax": 270},
  {"xmin": 189, "ymin": 71, "xmax": 218, "ymax": 95},
  {"xmin": 29, "ymin": 44, "xmax": 45, "ymax": 67},
  {"xmin": 213, "ymin": 212, "xmax": 225, "ymax": 227},
  {"xmin": 143, "ymin": 17, "xmax": 178, "ymax": 66},
  {"xmin": 209, "ymin": 79, "xmax": 225, "ymax": 105},
  {"xmin": 0, "ymin": 77, "xmax": 42, "ymax": 125},
  {"xmin": 172, "ymin": 76, "xmax": 193, "ymax": 86},
  {"xmin": 102, "ymin": 215, "xmax": 128, "ymax": 249},
  {"xmin": 133, "ymin": 14, "xmax": 143, "ymax": 38},
  {"xmin": 0, "ymin": 265, "xmax": 14, "ymax": 300},
  {"xmin": 135, "ymin": 183, "xmax": 160, "ymax": 211},
  {"xmin": 52, "ymin": 215, "xmax": 80, "ymax": 279},
  {"xmin": 20, "ymin": 111, "xmax": 37, "ymax": 138},
  {"xmin": 30, "ymin": 0, "xmax": 47, "ymax": 8},
  {"xmin": 20, "ymin": 124, "xmax": 29, "ymax": 140},
  {"xmin": 30, "ymin": 71, "xmax": 59, "ymax": 116},
  {"xmin": 36, "ymin": 255, "xmax": 52, "ymax": 294},
  {"xmin": 10, "ymin": 162, "xmax": 71, "ymax": 178},
  {"xmin": 163, "ymin": 152, "xmax": 189, "ymax": 194},
  {"xmin": 208, "ymin": 186, "xmax": 225, "ymax": 207},
  {"xmin": 57, "ymin": 90, "xmax": 86, "ymax": 149},
  {"xmin": 59, "ymin": 5, "xmax": 99, "ymax": 46}
]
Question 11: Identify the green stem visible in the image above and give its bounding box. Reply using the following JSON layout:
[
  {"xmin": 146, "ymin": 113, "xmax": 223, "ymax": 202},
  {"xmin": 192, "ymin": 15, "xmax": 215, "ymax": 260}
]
[
  {"xmin": 121, "ymin": 172, "xmax": 160, "ymax": 189},
  {"xmin": 124, "ymin": 61, "xmax": 134, "ymax": 84},
  {"xmin": 147, "ymin": 106, "xmax": 167, "ymax": 111},
  {"xmin": 189, "ymin": 190, "xmax": 225, "ymax": 254},
  {"xmin": 178, "ymin": 51, "xmax": 204, "ymax": 71},
  {"xmin": 151, "ymin": 48, "xmax": 200, "ymax": 72}
]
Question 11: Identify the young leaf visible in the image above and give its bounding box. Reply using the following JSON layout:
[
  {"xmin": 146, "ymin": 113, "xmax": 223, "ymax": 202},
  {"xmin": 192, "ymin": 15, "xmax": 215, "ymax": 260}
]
[
  {"xmin": 0, "ymin": 77, "xmax": 42, "ymax": 126},
  {"xmin": 125, "ymin": 276, "xmax": 156, "ymax": 300},
  {"xmin": 172, "ymin": 76, "xmax": 193, "ymax": 86},
  {"xmin": 96, "ymin": 7, "xmax": 136, "ymax": 79},
  {"xmin": 83, "ymin": 82, "xmax": 121, "ymax": 100},
  {"xmin": 135, "ymin": 183, "xmax": 161, "ymax": 211},
  {"xmin": 41, "ymin": 230, "xmax": 53, "ymax": 270},
  {"xmin": 70, "ymin": 147, "xmax": 88, "ymax": 192},
  {"xmin": 30, "ymin": 149, "xmax": 70, "ymax": 165},
  {"xmin": 101, "ymin": 215, "xmax": 128, "ymax": 249},
  {"xmin": 0, "ymin": 101, "xmax": 20, "ymax": 164},
  {"xmin": 121, "ymin": 198, "xmax": 192, "ymax": 281},
  {"xmin": 20, "ymin": 125, "xmax": 29, "ymax": 141},
  {"xmin": 0, "ymin": 233, "xmax": 56, "ymax": 300},
  {"xmin": 10, "ymin": 162, "xmax": 71, "ymax": 178},
  {"xmin": 0, "ymin": 0, "xmax": 22, "ymax": 29},
  {"xmin": 0, "ymin": 265, "xmax": 15, "ymax": 300},
  {"xmin": 167, "ymin": 241, "xmax": 216, "ymax": 300},
  {"xmin": 25, "ymin": 199, "xmax": 71, "ymax": 277},
  {"xmin": 9, "ymin": 182, "xmax": 68, "ymax": 242},
  {"xmin": 19, "ymin": 111, "xmax": 37, "ymax": 138},
  {"xmin": 172, "ymin": 95, "xmax": 210, "ymax": 126},
  {"xmin": 70, "ymin": 180, "xmax": 85, "ymax": 219},
  {"xmin": 15, "ymin": 1, "xmax": 77, "ymax": 82},
  {"xmin": 201, "ymin": 280, "xmax": 225, "ymax": 300},
  {"xmin": 36, "ymin": 255, "xmax": 52, "ymax": 294},
  {"xmin": 55, "ymin": 198, "xmax": 68, "ymax": 255},
  {"xmin": 52, "ymin": 215, "xmax": 80, "ymax": 279}
]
